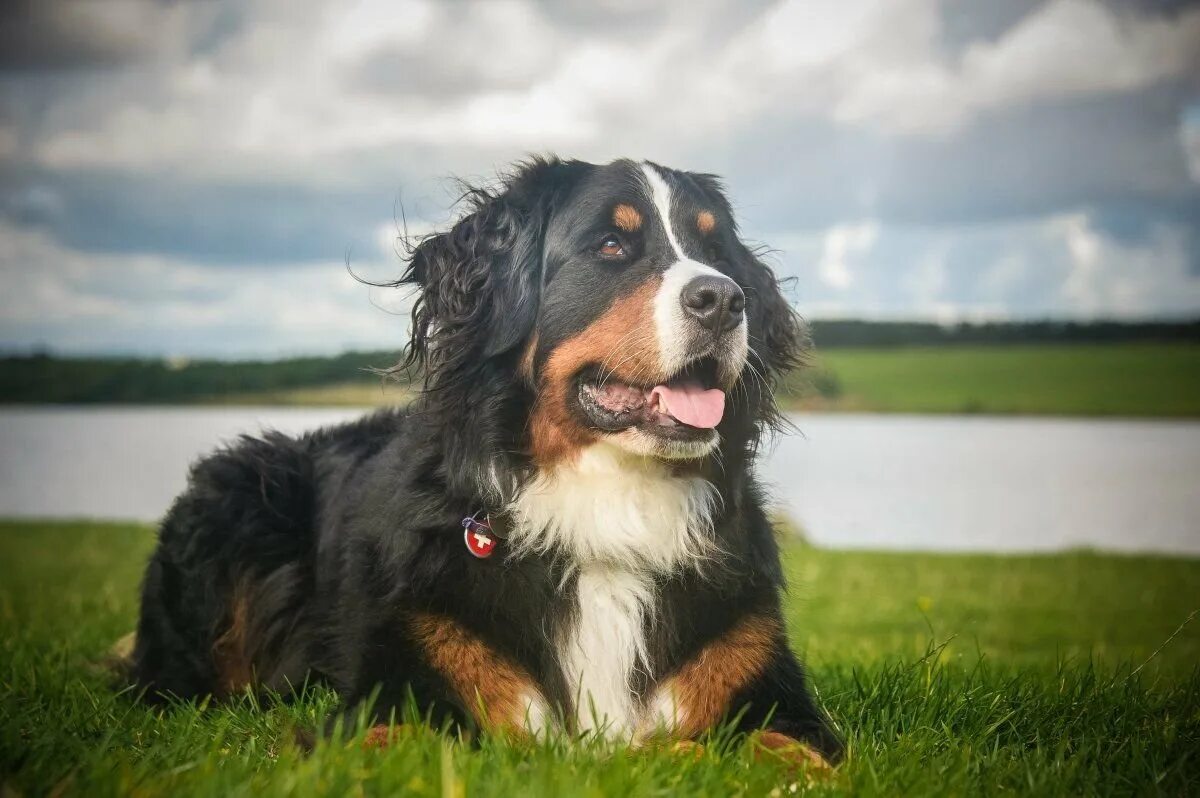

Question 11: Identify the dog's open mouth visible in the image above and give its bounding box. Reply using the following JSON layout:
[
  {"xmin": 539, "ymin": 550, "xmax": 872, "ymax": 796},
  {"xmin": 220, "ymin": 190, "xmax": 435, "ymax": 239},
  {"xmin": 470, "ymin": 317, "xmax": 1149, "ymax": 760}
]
[{"xmin": 575, "ymin": 357, "xmax": 725, "ymax": 439}]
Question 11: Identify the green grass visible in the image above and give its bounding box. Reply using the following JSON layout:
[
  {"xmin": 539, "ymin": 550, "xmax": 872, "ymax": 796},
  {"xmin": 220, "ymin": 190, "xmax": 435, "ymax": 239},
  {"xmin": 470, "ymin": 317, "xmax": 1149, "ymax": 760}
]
[
  {"xmin": 2, "ymin": 520, "xmax": 1199, "ymax": 796},
  {"xmin": 789, "ymin": 343, "xmax": 1200, "ymax": 416}
]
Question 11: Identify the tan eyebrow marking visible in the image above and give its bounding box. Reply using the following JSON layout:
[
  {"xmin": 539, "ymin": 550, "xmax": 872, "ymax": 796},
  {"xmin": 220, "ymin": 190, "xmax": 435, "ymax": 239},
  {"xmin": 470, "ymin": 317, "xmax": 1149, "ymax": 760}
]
[
  {"xmin": 696, "ymin": 210, "xmax": 716, "ymax": 234},
  {"xmin": 613, "ymin": 203, "xmax": 643, "ymax": 232}
]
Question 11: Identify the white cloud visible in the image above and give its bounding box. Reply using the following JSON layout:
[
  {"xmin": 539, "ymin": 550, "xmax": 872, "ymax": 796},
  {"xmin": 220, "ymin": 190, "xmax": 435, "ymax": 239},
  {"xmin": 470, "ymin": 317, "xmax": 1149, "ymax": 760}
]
[
  {"xmin": 30, "ymin": 0, "xmax": 599, "ymax": 178},
  {"xmin": 816, "ymin": 222, "xmax": 879, "ymax": 290},
  {"xmin": 737, "ymin": 0, "xmax": 1200, "ymax": 136},
  {"xmin": 756, "ymin": 0, "xmax": 892, "ymax": 73},
  {"xmin": 1054, "ymin": 213, "xmax": 1200, "ymax": 318},
  {"xmin": 904, "ymin": 242, "xmax": 949, "ymax": 308},
  {"xmin": 0, "ymin": 222, "xmax": 412, "ymax": 356},
  {"xmin": 24, "ymin": 0, "xmax": 1200, "ymax": 179},
  {"xmin": 779, "ymin": 212, "xmax": 1200, "ymax": 322},
  {"xmin": 325, "ymin": 0, "xmax": 435, "ymax": 58},
  {"xmin": 6, "ymin": 206, "xmax": 1196, "ymax": 357},
  {"xmin": 980, "ymin": 253, "xmax": 1030, "ymax": 299}
]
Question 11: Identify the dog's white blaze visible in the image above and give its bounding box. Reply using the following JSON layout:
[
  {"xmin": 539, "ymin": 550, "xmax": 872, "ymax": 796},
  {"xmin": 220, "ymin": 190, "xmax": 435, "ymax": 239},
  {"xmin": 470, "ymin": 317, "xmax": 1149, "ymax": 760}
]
[
  {"xmin": 641, "ymin": 163, "xmax": 687, "ymax": 261},
  {"xmin": 641, "ymin": 162, "xmax": 750, "ymax": 383},
  {"xmin": 507, "ymin": 443, "xmax": 718, "ymax": 736}
]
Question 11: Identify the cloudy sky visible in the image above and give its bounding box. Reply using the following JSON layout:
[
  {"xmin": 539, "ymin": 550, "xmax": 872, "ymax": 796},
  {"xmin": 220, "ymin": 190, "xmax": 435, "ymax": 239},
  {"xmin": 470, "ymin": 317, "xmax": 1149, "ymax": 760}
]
[{"xmin": 2, "ymin": 0, "xmax": 1199, "ymax": 357}]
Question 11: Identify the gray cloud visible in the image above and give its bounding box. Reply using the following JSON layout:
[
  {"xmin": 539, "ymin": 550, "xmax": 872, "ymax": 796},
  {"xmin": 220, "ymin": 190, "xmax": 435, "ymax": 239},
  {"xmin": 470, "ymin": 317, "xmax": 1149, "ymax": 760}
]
[
  {"xmin": 0, "ymin": 166, "xmax": 399, "ymax": 264},
  {"xmin": 0, "ymin": 0, "xmax": 237, "ymax": 71},
  {"xmin": 0, "ymin": 0, "xmax": 1197, "ymax": 356},
  {"xmin": 0, "ymin": 0, "xmax": 156, "ymax": 70},
  {"xmin": 938, "ymin": 0, "xmax": 1045, "ymax": 57},
  {"xmin": 724, "ymin": 84, "xmax": 1198, "ymax": 236}
]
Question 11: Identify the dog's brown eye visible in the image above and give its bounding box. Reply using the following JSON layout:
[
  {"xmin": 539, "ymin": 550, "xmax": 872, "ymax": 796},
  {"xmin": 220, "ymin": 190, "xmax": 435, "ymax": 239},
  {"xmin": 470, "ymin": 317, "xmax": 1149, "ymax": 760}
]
[{"xmin": 598, "ymin": 235, "xmax": 625, "ymax": 259}]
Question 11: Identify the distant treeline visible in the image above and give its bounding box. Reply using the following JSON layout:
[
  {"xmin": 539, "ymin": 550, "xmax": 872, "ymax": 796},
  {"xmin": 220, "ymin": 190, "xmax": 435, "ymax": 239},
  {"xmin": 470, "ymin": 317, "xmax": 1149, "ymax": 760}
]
[
  {"xmin": 0, "ymin": 350, "xmax": 405, "ymax": 404},
  {"xmin": 2, "ymin": 319, "xmax": 1197, "ymax": 404},
  {"xmin": 806, "ymin": 318, "xmax": 1200, "ymax": 347}
]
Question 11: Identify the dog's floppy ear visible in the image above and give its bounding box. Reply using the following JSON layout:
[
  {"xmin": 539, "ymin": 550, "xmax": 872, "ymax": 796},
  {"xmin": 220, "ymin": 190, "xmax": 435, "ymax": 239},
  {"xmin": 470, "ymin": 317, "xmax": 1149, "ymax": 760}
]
[
  {"xmin": 689, "ymin": 171, "xmax": 802, "ymax": 440},
  {"xmin": 689, "ymin": 172, "xmax": 803, "ymax": 379},
  {"xmin": 396, "ymin": 157, "xmax": 580, "ymax": 501},
  {"xmin": 739, "ymin": 243, "xmax": 803, "ymax": 379},
  {"xmin": 403, "ymin": 158, "xmax": 571, "ymax": 390},
  {"xmin": 731, "ymin": 240, "xmax": 805, "ymax": 439}
]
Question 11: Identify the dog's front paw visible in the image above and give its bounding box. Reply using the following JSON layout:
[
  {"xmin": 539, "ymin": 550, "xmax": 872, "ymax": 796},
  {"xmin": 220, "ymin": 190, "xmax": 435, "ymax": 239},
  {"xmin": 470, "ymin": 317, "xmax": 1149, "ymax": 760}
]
[
  {"xmin": 750, "ymin": 731, "xmax": 835, "ymax": 775},
  {"xmin": 361, "ymin": 723, "xmax": 416, "ymax": 749}
]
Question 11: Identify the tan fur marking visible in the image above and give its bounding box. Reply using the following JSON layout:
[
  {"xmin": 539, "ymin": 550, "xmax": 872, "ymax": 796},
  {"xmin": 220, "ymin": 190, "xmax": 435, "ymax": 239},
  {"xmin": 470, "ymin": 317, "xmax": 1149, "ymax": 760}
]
[
  {"xmin": 409, "ymin": 611, "xmax": 541, "ymax": 735},
  {"xmin": 696, "ymin": 210, "xmax": 716, "ymax": 234},
  {"xmin": 662, "ymin": 614, "xmax": 779, "ymax": 738},
  {"xmin": 362, "ymin": 724, "xmax": 394, "ymax": 748},
  {"xmin": 213, "ymin": 581, "xmax": 254, "ymax": 695},
  {"xmin": 362, "ymin": 724, "xmax": 416, "ymax": 749},
  {"xmin": 613, "ymin": 203, "xmax": 643, "ymax": 232},
  {"xmin": 752, "ymin": 731, "xmax": 835, "ymax": 774},
  {"xmin": 528, "ymin": 278, "xmax": 663, "ymax": 465}
]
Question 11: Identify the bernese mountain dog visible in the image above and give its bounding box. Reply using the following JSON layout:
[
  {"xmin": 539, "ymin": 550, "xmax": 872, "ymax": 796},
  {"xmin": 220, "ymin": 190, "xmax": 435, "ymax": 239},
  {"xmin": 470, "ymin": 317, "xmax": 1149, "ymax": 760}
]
[{"xmin": 128, "ymin": 156, "xmax": 842, "ymax": 766}]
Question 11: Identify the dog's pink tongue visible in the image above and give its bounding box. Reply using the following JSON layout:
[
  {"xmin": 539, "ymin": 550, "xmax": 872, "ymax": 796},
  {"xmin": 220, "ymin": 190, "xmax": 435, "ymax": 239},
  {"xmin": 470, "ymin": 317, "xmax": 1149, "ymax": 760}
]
[{"xmin": 650, "ymin": 384, "xmax": 726, "ymax": 428}]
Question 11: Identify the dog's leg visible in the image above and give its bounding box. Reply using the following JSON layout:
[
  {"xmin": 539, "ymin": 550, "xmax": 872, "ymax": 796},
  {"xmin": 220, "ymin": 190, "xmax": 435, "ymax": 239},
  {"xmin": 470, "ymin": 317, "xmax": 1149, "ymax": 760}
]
[
  {"xmin": 325, "ymin": 609, "xmax": 554, "ymax": 746},
  {"xmin": 405, "ymin": 610, "xmax": 553, "ymax": 739},
  {"xmin": 639, "ymin": 612, "xmax": 842, "ymax": 768}
]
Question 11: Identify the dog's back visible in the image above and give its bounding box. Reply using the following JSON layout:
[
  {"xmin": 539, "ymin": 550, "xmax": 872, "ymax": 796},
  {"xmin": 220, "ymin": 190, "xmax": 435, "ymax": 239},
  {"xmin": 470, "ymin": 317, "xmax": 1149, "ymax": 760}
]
[{"xmin": 129, "ymin": 409, "xmax": 403, "ymax": 701}]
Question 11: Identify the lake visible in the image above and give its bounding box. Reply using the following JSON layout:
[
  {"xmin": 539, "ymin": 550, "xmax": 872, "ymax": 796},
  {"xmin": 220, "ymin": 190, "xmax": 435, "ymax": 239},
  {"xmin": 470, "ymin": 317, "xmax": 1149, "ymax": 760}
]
[{"xmin": 0, "ymin": 406, "xmax": 1197, "ymax": 554}]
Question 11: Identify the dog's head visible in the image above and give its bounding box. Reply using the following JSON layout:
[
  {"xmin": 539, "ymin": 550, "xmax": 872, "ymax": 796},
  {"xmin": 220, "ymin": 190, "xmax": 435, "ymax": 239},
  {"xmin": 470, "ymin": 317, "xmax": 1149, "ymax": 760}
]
[{"xmin": 400, "ymin": 157, "xmax": 801, "ymax": 497}]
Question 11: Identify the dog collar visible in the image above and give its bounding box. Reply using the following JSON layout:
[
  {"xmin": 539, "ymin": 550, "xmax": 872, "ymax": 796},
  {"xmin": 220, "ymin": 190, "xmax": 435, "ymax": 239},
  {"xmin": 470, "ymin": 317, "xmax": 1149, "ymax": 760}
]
[{"xmin": 462, "ymin": 513, "xmax": 501, "ymax": 559}]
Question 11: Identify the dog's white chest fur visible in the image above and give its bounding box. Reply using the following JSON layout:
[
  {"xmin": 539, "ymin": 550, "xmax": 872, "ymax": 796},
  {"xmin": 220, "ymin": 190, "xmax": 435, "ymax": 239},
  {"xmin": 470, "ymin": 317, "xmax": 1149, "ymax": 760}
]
[
  {"xmin": 565, "ymin": 565, "xmax": 652, "ymax": 734},
  {"xmin": 508, "ymin": 444, "xmax": 717, "ymax": 737}
]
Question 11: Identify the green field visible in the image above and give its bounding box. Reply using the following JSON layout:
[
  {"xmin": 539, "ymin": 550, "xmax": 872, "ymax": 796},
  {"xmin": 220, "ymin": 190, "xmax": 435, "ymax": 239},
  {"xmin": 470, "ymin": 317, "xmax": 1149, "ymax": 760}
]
[
  {"xmin": 2, "ymin": 520, "xmax": 1198, "ymax": 796},
  {"xmin": 4, "ymin": 341, "xmax": 1199, "ymax": 417},
  {"xmin": 197, "ymin": 343, "xmax": 1200, "ymax": 416},
  {"xmin": 790, "ymin": 343, "xmax": 1200, "ymax": 416}
]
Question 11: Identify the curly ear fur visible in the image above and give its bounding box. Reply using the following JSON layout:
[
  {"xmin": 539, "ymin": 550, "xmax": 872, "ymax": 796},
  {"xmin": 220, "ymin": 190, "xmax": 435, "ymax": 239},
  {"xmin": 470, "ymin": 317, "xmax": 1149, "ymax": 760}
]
[
  {"xmin": 740, "ymin": 244, "xmax": 804, "ymax": 379},
  {"xmin": 404, "ymin": 161, "xmax": 554, "ymax": 387},
  {"xmin": 396, "ymin": 157, "xmax": 582, "ymax": 500},
  {"xmin": 689, "ymin": 173, "xmax": 805, "ymax": 434},
  {"xmin": 727, "ymin": 241, "xmax": 804, "ymax": 441}
]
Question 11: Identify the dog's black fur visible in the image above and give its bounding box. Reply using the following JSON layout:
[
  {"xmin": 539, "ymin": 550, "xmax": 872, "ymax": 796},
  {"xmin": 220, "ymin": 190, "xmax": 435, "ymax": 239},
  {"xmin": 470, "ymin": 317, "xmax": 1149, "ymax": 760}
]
[{"xmin": 129, "ymin": 157, "xmax": 842, "ymax": 761}]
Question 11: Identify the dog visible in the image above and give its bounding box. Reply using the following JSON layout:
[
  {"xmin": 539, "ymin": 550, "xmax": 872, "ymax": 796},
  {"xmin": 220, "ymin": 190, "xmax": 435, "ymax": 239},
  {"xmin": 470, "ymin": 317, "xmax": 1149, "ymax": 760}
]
[{"xmin": 127, "ymin": 156, "xmax": 842, "ymax": 766}]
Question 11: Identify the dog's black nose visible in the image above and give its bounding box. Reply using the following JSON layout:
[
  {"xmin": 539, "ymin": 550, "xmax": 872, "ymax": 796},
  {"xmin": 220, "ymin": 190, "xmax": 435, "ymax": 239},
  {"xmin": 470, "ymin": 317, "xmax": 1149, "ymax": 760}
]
[{"xmin": 681, "ymin": 274, "xmax": 744, "ymax": 333}]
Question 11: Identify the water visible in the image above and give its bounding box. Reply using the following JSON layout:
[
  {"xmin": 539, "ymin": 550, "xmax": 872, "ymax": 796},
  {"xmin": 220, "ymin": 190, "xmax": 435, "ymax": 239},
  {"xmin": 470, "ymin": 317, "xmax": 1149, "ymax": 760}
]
[
  {"xmin": 1, "ymin": 406, "xmax": 1197, "ymax": 554},
  {"xmin": 770, "ymin": 414, "xmax": 1199, "ymax": 553}
]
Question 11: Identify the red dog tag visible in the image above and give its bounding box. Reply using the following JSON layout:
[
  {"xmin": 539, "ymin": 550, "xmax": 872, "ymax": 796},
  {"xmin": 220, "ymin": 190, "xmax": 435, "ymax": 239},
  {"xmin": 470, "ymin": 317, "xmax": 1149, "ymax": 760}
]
[{"xmin": 462, "ymin": 516, "xmax": 497, "ymax": 559}]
